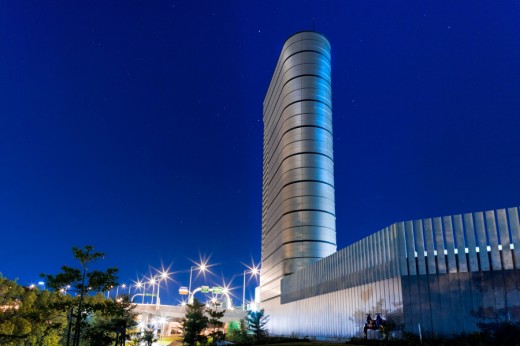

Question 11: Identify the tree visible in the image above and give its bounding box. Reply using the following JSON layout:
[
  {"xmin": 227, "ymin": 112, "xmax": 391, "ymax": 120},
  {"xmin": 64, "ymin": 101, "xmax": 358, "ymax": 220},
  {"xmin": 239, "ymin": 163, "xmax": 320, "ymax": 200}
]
[
  {"xmin": 82, "ymin": 294, "xmax": 138, "ymax": 346},
  {"xmin": 141, "ymin": 328, "xmax": 157, "ymax": 346},
  {"xmin": 41, "ymin": 245, "xmax": 118, "ymax": 346},
  {"xmin": 103, "ymin": 295, "xmax": 138, "ymax": 346},
  {"xmin": 206, "ymin": 305, "xmax": 226, "ymax": 343},
  {"xmin": 0, "ymin": 275, "xmax": 67, "ymax": 346},
  {"xmin": 247, "ymin": 309, "xmax": 269, "ymax": 343},
  {"xmin": 227, "ymin": 318, "xmax": 252, "ymax": 344},
  {"xmin": 23, "ymin": 288, "xmax": 69, "ymax": 345},
  {"xmin": 0, "ymin": 275, "xmax": 33, "ymax": 345},
  {"xmin": 182, "ymin": 298, "xmax": 209, "ymax": 346}
]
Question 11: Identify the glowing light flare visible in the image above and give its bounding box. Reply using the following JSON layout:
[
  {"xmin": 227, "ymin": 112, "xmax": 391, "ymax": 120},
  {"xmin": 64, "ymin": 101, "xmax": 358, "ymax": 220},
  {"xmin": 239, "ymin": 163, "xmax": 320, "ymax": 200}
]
[
  {"xmin": 250, "ymin": 265, "xmax": 260, "ymax": 276},
  {"xmin": 250, "ymin": 302, "xmax": 258, "ymax": 312},
  {"xmin": 243, "ymin": 262, "xmax": 260, "ymax": 277},
  {"xmin": 189, "ymin": 255, "xmax": 217, "ymax": 279},
  {"xmin": 152, "ymin": 263, "xmax": 174, "ymax": 283},
  {"xmin": 240, "ymin": 262, "xmax": 261, "ymax": 309}
]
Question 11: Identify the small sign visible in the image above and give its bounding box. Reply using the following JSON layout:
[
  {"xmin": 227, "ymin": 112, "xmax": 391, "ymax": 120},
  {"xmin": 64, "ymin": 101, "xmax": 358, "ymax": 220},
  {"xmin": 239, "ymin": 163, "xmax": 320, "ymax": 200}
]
[
  {"xmin": 212, "ymin": 287, "xmax": 223, "ymax": 294},
  {"xmin": 201, "ymin": 286, "xmax": 209, "ymax": 293},
  {"xmin": 179, "ymin": 287, "xmax": 189, "ymax": 295}
]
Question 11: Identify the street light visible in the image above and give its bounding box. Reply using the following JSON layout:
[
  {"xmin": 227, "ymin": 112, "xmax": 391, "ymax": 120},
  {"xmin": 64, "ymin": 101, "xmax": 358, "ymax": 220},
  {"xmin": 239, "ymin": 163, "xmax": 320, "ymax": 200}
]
[
  {"xmin": 148, "ymin": 277, "xmax": 156, "ymax": 304},
  {"xmin": 250, "ymin": 302, "xmax": 259, "ymax": 312},
  {"xmin": 135, "ymin": 280, "xmax": 145, "ymax": 304},
  {"xmin": 115, "ymin": 283, "xmax": 127, "ymax": 297},
  {"xmin": 155, "ymin": 270, "xmax": 170, "ymax": 308},
  {"xmin": 188, "ymin": 263, "xmax": 207, "ymax": 302},
  {"xmin": 242, "ymin": 265, "xmax": 260, "ymax": 310}
]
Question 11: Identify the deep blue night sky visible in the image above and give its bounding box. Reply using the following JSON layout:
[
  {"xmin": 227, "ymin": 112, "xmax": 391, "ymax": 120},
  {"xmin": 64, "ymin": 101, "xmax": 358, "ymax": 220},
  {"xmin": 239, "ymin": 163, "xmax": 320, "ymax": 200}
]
[{"xmin": 1, "ymin": 1, "xmax": 519, "ymax": 305}]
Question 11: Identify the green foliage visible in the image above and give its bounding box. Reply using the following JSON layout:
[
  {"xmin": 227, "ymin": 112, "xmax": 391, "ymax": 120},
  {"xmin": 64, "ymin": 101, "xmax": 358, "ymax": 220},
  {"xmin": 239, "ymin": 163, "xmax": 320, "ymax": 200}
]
[
  {"xmin": 247, "ymin": 309, "xmax": 269, "ymax": 343},
  {"xmin": 227, "ymin": 320, "xmax": 240, "ymax": 333},
  {"xmin": 182, "ymin": 298, "xmax": 209, "ymax": 346},
  {"xmin": 227, "ymin": 311, "xmax": 271, "ymax": 345},
  {"xmin": 141, "ymin": 328, "xmax": 158, "ymax": 346},
  {"xmin": 128, "ymin": 333, "xmax": 142, "ymax": 346},
  {"xmin": 0, "ymin": 275, "xmax": 68, "ymax": 346},
  {"xmin": 1, "ymin": 246, "xmax": 137, "ymax": 346},
  {"xmin": 206, "ymin": 306, "xmax": 226, "ymax": 342},
  {"xmin": 41, "ymin": 245, "xmax": 118, "ymax": 294},
  {"xmin": 24, "ymin": 289, "xmax": 69, "ymax": 345},
  {"xmin": 227, "ymin": 318, "xmax": 253, "ymax": 344},
  {"xmin": 83, "ymin": 294, "xmax": 138, "ymax": 346},
  {"xmin": 41, "ymin": 245, "xmax": 120, "ymax": 346}
]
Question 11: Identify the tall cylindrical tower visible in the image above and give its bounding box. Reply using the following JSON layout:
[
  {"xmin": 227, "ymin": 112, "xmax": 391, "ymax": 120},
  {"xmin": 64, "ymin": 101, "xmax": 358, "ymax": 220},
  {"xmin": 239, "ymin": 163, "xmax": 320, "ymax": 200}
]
[{"xmin": 260, "ymin": 31, "xmax": 336, "ymax": 303}]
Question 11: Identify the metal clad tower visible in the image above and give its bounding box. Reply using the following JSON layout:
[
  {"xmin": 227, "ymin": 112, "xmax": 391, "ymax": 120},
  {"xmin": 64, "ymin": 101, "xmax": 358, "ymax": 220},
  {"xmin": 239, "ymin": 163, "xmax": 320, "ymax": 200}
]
[{"xmin": 261, "ymin": 31, "xmax": 337, "ymax": 303}]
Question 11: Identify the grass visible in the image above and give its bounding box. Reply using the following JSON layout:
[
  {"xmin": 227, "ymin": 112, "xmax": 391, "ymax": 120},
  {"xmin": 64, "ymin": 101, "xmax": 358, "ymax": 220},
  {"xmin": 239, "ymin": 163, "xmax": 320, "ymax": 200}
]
[{"xmin": 157, "ymin": 334, "xmax": 183, "ymax": 345}]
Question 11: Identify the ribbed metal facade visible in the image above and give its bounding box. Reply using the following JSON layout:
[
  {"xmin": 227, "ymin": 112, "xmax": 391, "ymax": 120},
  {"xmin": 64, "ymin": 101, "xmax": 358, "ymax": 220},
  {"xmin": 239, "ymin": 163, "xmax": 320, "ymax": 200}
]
[
  {"xmin": 263, "ymin": 206, "xmax": 520, "ymax": 339},
  {"xmin": 260, "ymin": 31, "xmax": 337, "ymax": 303}
]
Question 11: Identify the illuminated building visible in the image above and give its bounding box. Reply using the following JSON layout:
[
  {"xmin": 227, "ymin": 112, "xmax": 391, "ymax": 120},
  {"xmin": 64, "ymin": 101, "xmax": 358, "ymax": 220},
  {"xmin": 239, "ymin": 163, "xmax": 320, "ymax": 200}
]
[
  {"xmin": 260, "ymin": 31, "xmax": 336, "ymax": 303},
  {"xmin": 260, "ymin": 31, "xmax": 520, "ymax": 339}
]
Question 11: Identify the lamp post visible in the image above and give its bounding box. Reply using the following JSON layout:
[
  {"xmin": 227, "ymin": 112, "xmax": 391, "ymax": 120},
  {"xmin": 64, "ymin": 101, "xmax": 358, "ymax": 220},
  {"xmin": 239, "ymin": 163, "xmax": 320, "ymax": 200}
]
[
  {"xmin": 242, "ymin": 266, "xmax": 260, "ymax": 310},
  {"xmin": 114, "ymin": 283, "xmax": 126, "ymax": 297},
  {"xmin": 155, "ymin": 271, "xmax": 170, "ymax": 308},
  {"xmin": 188, "ymin": 263, "xmax": 207, "ymax": 303},
  {"xmin": 134, "ymin": 280, "xmax": 145, "ymax": 304},
  {"xmin": 149, "ymin": 277, "xmax": 156, "ymax": 304}
]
